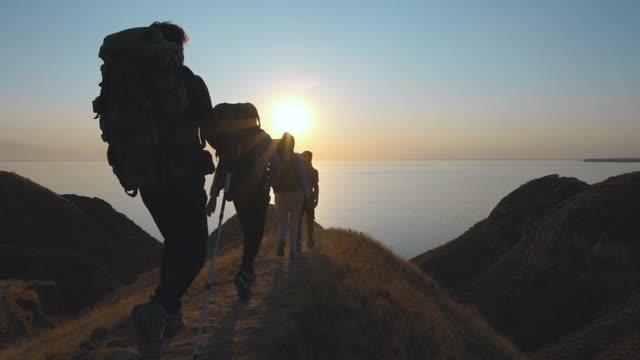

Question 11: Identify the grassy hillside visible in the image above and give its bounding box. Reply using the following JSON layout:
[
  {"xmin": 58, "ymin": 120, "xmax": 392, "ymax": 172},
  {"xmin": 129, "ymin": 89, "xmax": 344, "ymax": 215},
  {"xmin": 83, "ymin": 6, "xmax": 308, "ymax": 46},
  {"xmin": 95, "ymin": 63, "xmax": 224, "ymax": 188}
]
[
  {"xmin": 1, "ymin": 207, "xmax": 524, "ymax": 360},
  {"xmin": 258, "ymin": 228, "xmax": 524, "ymax": 359}
]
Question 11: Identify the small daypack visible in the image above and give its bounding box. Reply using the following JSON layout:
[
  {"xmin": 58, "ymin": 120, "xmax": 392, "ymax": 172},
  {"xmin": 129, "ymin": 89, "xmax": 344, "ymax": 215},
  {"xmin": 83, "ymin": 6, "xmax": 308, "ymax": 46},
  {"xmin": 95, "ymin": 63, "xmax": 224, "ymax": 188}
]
[
  {"xmin": 92, "ymin": 27, "xmax": 188, "ymax": 197},
  {"xmin": 207, "ymin": 103, "xmax": 274, "ymax": 200},
  {"xmin": 271, "ymin": 153, "xmax": 300, "ymax": 193}
]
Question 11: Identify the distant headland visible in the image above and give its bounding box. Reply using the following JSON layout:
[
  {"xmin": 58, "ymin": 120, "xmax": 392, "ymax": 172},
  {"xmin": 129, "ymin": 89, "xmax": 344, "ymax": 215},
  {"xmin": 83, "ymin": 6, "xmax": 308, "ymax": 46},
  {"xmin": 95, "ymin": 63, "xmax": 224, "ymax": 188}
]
[{"xmin": 584, "ymin": 158, "xmax": 640, "ymax": 163}]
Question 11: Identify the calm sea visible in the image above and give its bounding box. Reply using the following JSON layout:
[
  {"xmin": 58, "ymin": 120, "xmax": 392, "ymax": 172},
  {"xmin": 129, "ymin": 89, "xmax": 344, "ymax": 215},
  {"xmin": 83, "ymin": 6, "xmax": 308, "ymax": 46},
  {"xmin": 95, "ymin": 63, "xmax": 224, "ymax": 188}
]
[{"xmin": 1, "ymin": 160, "xmax": 638, "ymax": 258}]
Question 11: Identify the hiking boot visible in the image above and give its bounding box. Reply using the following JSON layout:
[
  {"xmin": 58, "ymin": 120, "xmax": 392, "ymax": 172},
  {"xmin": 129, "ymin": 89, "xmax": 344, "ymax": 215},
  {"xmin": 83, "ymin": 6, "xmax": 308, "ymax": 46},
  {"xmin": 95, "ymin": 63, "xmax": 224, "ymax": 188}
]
[
  {"xmin": 131, "ymin": 301, "xmax": 165, "ymax": 360},
  {"xmin": 233, "ymin": 271, "xmax": 256, "ymax": 300},
  {"xmin": 163, "ymin": 312, "xmax": 185, "ymax": 339},
  {"xmin": 276, "ymin": 242, "xmax": 285, "ymax": 257}
]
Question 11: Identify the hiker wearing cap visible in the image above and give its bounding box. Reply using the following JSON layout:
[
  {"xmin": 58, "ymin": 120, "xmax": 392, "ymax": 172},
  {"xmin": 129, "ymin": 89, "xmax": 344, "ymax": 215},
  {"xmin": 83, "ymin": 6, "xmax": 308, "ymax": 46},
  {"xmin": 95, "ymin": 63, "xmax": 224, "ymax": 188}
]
[
  {"xmin": 271, "ymin": 133, "xmax": 312, "ymax": 259},
  {"xmin": 297, "ymin": 150, "xmax": 319, "ymax": 250}
]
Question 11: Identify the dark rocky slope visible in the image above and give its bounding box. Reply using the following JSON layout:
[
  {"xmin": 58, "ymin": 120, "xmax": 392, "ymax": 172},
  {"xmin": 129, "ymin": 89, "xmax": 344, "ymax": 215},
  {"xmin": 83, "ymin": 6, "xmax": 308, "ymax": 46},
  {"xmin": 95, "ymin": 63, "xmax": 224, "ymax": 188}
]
[
  {"xmin": 413, "ymin": 172, "xmax": 640, "ymax": 358},
  {"xmin": 0, "ymin": 171, "xmax": 162, "ymax": 346},
  {"xmin": 62, "ymin": 194, "xmax": 162, "ymax": 283},
  {"xmin": 412, "ymin": 175, "xmax": 588, "ymax": 291}
]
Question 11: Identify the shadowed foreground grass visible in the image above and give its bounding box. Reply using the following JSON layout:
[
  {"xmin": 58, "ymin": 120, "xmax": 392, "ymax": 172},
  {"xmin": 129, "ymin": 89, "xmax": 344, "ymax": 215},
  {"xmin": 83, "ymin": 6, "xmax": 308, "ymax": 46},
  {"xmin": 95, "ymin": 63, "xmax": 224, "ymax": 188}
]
[
  {"xmin": 0, "ymin": 280, "xmax": 152, "ymax": 360},
  {"xmin": 0, "ymin": 247, "xmax": 245, "ymax": 360}
]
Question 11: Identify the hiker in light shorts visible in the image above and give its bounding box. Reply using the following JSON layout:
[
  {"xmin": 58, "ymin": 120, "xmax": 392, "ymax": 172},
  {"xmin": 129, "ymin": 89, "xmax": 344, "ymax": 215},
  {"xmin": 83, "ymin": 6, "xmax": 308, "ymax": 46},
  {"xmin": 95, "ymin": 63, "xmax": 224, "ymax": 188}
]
[{"xmin": 271, "ymin": 132, "xmax": 311, "ymax": 259}]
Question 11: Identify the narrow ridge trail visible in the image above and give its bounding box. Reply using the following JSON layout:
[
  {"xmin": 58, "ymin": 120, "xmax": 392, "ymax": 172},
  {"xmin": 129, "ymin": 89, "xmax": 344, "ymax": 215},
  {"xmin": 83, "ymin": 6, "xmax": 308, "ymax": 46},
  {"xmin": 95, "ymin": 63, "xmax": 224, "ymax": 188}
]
[{"xmin": 87, "ymin": 251, "xmax": 313, "ymax": 360}]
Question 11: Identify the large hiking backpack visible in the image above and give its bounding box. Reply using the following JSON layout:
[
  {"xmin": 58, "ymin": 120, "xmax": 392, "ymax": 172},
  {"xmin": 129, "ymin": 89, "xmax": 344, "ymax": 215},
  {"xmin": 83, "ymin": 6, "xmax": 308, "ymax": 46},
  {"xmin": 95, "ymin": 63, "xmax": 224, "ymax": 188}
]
[
  {"xmin": 92, "ymin": 27, "xmax": 187, "ymax": 197},
  {"xmin": 207, "ymin": 103, "xmax": 273, "ymax": 200},
  {"xmin": 207, "ymin": 103, "xmax": 260, "ymax": 155}
]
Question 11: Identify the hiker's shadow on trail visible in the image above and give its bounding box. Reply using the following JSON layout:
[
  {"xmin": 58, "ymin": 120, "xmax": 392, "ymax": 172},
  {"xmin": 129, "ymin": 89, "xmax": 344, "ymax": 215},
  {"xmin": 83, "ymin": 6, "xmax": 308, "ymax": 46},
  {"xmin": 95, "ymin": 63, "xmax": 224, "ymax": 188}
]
[
  {"xmin": 198, "ymin": 259, "xmax": 294, "ymax": 358},
  {"xmin": 244, "ymin": 260, "xmax": 297, "ymax": 341},
  {"xmin": 200, "ymin": 298, "xmax": 248, "ymax": 358}
]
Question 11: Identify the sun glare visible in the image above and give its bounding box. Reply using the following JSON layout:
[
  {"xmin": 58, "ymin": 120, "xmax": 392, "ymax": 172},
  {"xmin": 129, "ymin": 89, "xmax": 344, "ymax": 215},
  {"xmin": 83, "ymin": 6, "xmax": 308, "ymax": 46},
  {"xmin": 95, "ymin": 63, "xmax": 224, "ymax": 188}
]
[{"xmin": 270, "ymin": 99, "xmax": 311, "ymax": 137}]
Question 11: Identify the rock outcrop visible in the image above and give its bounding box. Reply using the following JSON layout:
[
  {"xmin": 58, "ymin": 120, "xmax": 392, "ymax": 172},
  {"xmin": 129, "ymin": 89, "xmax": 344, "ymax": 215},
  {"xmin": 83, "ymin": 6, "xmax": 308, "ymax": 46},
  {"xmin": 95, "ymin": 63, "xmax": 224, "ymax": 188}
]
[{"xmin": 0, "ymin": 280, "xmax": 60, "ymax": 347}]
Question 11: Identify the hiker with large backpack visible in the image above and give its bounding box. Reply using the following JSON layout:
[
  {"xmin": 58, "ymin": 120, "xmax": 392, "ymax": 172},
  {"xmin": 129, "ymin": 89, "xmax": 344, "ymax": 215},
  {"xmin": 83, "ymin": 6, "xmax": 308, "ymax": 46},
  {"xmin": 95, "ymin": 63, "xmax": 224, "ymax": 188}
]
[
  {"xmin": 272, "ymin": 132, "xmax": 312, "ymax": 259},
  {"xmin": 204, "ymin": 102, "xmax": 278, "ymax": 299},
  {"xmin": 297, "ymin": 150, "xmax": 319, "ymax": 250},
  {"xmin": 93, "ymin": 22, "xmax": 215, "ymax": 359}
]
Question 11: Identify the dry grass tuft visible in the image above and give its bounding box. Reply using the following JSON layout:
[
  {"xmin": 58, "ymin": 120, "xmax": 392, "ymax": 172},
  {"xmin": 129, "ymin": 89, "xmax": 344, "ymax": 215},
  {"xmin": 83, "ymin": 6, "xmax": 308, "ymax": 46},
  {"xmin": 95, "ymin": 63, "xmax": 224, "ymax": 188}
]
[{"xmin": 0, "ymin": 287, "xmax": 149, "ymax": 360}]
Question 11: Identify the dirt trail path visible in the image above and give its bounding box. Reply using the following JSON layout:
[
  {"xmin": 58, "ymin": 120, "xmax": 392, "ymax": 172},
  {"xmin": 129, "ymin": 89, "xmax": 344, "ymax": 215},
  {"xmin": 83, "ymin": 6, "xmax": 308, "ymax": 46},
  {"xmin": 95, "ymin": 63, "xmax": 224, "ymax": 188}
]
[{"xmin": 86, "ymin": 252, "xmax": 313, "ymax": 360}]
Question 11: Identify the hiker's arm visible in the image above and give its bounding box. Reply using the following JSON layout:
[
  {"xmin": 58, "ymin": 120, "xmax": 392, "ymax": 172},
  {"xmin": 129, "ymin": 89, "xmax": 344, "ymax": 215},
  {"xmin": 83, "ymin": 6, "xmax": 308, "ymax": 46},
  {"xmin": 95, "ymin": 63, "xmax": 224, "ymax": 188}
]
[
  {"xmin": 209, "ymin": 161, "xmax": 229, "ymax": 197},
  {"xmin": 313, "ymin": 182, "xmax": 319, "ymax": 208},
  {"xmin": 267, "ymin": 142, "xmax": 281, "ymax": 186},
  {"xmin": 207, "ymin": 160, "xmax": 228, "ymax": 216},
  {"xmin": 296, "ymin": 156, "xmax": 312, "ymax": 203},
  {"xmin": 255, "ymin": 133, "xmax": 273, "ymax": 180},
  {"xmin": 190, "ymin": 75, "xmax": 216, "ymax": 146}
]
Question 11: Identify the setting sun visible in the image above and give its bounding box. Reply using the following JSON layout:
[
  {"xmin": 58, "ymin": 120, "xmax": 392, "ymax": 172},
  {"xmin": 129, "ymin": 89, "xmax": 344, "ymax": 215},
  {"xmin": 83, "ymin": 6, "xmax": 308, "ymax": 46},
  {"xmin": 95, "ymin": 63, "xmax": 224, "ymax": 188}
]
[{"xmin": 270, "ymin": 99, "xmax": 311, "ymax": 137}]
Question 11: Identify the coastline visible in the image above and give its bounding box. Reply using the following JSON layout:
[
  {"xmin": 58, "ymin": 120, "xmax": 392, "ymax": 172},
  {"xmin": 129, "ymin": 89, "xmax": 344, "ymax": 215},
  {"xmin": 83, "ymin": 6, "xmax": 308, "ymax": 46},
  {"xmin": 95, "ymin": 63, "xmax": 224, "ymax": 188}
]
[{"xmin": 584, "ymin": 158, "xmax": 640, "ymax": 163}]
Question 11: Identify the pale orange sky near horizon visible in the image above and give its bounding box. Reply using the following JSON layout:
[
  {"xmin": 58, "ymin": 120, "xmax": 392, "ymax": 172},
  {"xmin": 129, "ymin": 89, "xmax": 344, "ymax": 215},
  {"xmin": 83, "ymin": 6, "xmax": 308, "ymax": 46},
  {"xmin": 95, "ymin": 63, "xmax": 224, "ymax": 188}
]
[{"xmin": 1, "ymin": 1, "xmax": 639, "ymax": 161}]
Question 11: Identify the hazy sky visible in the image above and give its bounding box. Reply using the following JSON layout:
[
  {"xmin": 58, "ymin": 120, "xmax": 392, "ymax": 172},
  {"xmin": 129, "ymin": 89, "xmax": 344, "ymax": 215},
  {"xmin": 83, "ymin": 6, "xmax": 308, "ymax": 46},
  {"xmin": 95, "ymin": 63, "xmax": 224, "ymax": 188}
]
[{"xmin": 1, "ymin": 0, "xmax": 639, "ymax": 160}]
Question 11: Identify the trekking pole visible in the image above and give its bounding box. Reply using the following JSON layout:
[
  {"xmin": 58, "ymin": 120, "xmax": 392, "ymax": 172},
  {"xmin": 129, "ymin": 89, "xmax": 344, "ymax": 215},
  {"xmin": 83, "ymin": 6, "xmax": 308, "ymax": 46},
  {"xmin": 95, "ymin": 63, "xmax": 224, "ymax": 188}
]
[{"xmin": 193, "ymin": 172, "xmax": 232, "ymax": 360}]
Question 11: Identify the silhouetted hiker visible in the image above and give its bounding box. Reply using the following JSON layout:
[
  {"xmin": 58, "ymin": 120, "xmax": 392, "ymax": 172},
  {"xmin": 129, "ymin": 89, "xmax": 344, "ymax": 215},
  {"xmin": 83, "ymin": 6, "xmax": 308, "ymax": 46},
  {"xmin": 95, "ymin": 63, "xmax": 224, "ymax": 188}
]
[
  {"xmin": 272, "ymin": 133, "xmax": 311, "ymax": 259},
  {"xmin": 93, "ymin": 22, "xmax": 216, "ymax": 358},
  {"xmin": 205, "ymin": 102, "xmax": 278, "ymax": 299},
  {"xmin": 297, "ymin": 150, "xmax": 319, "ymax": 249}
]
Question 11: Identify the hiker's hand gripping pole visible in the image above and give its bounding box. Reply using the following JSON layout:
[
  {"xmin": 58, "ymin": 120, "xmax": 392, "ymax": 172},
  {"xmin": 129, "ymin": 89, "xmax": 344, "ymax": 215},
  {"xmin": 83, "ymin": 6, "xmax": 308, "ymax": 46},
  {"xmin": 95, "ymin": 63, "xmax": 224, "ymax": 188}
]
[{"xmin": 193, "ymin": 172, "xmax": 231, "ymax": 360}]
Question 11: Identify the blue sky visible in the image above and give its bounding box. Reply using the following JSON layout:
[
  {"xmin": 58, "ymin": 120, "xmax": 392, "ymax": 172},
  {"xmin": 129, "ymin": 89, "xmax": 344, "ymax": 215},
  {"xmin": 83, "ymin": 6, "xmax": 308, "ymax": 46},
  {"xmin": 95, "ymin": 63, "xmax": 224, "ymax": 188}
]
[{"xmin": 1, "ymin": 0, "xmax": 639, "ymax": 160}]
